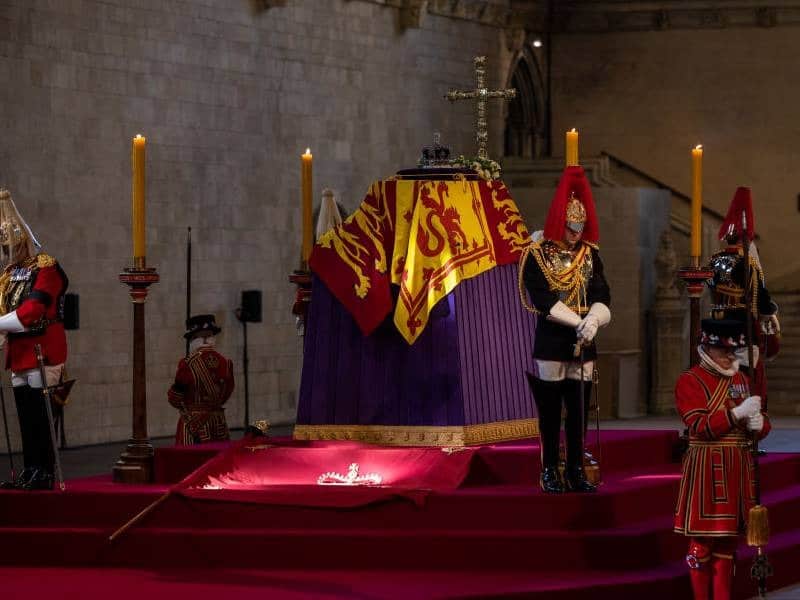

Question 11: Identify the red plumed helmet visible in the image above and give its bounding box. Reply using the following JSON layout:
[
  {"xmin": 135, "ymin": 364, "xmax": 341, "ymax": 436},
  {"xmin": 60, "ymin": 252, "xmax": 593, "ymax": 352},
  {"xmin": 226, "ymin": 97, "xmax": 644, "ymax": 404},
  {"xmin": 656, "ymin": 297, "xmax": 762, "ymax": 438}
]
[
  {"xmin": 718, "ymin": 186, "xmax": 755, "ymax": 241},
  {"xmin": 543, "ymin": 166, "xmax": 600, "ymax": 244}
]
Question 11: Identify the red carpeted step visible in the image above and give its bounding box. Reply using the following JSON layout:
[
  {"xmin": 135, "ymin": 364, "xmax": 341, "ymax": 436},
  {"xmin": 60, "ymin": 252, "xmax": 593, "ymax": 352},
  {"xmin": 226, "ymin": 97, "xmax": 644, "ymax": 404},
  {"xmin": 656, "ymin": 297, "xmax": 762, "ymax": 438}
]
[
  {"xmin": 3, "ymin": 482, "xmax": 800, "ymax": 572},
  {"xmin": 0, "ymin": 452, "xmax": 797, "ymax": 535}
]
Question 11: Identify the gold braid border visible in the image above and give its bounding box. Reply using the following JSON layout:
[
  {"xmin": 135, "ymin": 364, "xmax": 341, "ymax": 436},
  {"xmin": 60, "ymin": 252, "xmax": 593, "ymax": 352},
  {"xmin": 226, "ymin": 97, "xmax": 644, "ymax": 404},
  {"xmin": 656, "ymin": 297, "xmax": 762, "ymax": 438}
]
[{"xmin": 293, "ymin": 418, "xmax": 539, "ymax": 447}]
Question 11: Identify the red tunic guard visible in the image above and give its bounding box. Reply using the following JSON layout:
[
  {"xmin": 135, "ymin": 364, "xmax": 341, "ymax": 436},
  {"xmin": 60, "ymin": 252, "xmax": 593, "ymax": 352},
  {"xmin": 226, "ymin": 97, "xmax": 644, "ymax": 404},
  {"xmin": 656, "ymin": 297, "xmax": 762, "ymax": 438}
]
[
  {"xmin": 2, "ymin": 253, "xmax": 68, "ymax": 371},
  {"xmin": 673, "ymin": 364, "xmax": 770, "ymax": 537},
  {"xmin": 674, "ymin": 318, "xmax": 770, "ymax": 600},
  {"xmin": 167, "ymin": 314, "xmax": 234, "ymax": 446}
]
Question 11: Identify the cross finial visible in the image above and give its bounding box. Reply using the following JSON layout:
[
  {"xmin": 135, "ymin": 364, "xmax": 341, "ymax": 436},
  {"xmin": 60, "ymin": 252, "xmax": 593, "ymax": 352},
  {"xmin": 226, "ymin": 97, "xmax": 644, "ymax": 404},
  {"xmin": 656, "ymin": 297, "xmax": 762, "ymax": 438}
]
[{"xmin": 444, "ymin": 56, "xmax": 516, "ymax": 161}]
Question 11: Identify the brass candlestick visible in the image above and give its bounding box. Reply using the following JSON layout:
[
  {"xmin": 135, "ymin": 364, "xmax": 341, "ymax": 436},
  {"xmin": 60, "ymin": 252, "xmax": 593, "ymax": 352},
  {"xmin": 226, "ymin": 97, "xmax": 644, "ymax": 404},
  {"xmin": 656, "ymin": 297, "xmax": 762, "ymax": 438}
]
[
  {"xmin": 677, "ymin": 262, "xmax": 713, "ymax": 367},
  {"xmin": 113, "ymin": 265, "xmax": 159, "ymax": 483}
]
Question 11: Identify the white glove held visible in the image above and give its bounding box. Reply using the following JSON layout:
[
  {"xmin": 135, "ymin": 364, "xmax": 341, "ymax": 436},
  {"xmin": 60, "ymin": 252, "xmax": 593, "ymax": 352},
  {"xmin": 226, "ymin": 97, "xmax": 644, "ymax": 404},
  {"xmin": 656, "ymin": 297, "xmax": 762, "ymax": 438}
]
[
  {"xmin": 546, "ymin": 301, "xmax": 582, "ymax": 328},
  {"xmin": 731, "ymin": 395, "xmax": 761, "ymax": 420},
  {"xmin": 760, "ymin": 314, "xmax": 780, "ymax": 335},
  {"xmin": 577, "ymin": 315, "xmax": 599, "ymax": 343},
  {"xmin": 747, "ymin": 413, "xmax": 764, "ymax": 432}
]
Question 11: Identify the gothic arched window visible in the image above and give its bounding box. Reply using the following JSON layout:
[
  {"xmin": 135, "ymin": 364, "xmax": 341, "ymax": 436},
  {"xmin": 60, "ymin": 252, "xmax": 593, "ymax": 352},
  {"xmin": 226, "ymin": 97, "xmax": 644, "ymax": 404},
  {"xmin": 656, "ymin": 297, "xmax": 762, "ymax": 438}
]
[{"xmin": 504, "ymin": 47, "xmax": 546, "ymax": 159}]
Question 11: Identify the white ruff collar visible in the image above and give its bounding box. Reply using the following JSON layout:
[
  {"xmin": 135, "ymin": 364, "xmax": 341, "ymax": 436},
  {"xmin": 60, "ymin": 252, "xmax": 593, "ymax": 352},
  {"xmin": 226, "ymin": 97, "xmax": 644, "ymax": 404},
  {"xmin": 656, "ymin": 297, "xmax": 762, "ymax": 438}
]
[{"xmin": 697, "ymin": 345, "xmax": 739, "ymax": 377}]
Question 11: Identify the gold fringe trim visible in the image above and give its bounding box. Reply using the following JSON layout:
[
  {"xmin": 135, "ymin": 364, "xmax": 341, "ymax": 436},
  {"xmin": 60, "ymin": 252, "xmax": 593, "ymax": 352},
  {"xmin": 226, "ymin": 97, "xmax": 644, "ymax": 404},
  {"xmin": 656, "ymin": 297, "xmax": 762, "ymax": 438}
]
[
  {"xmin": 747, "ymin": 504, "xmax": 770, "ymax": 547},
  {"xmin": 293, "ymin": 418, "xmax": 539, "ymax": 447}
]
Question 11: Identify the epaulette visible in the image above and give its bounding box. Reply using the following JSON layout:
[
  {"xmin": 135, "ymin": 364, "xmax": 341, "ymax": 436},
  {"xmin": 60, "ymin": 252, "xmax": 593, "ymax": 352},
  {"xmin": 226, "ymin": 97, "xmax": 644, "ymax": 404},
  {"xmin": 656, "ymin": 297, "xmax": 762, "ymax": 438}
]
[
  {"xmin": 583, "ymin": 241, "xmax": 599, "ymax": 251},
  {"xmin": 36, "ymin": 253, "xmax": 56, "ymax": 268}
]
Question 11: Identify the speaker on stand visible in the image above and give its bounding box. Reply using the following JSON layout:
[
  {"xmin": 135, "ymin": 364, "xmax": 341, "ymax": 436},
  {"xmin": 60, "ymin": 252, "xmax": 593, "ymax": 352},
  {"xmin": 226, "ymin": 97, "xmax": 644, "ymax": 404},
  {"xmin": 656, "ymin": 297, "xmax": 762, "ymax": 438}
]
[
  {"xmin": 56, "ymin": 293, "xmax": 80, "ymax": 449},
  {"xmin": 235, "ymin": 290, "xmax": 261, "ymax": 429}
]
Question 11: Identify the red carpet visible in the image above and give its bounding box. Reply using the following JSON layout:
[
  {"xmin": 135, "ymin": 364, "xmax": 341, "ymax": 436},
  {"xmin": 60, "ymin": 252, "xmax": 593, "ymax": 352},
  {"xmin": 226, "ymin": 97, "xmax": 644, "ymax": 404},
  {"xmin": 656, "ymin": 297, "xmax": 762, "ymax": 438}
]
[{"xmin": 0, "ymin": 430, "xmax": 799, "ymax": 599}]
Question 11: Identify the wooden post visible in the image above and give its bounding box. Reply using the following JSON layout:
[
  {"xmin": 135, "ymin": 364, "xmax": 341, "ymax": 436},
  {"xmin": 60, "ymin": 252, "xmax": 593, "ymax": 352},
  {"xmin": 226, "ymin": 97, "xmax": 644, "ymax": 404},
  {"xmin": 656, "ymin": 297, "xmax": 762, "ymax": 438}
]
[{"xmin": 114, "ymin": 267, "xmax": 159, "ymax": 483}]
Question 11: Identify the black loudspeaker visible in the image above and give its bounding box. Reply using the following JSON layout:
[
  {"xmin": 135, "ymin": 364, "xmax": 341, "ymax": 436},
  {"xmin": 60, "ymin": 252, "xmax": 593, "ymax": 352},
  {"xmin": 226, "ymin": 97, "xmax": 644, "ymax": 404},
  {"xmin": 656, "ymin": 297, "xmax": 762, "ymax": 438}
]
[
  {"xmin": 63, "ymin": 293, "xmax": 79, "ymax": 330},
  {"xmin": 240, "ymin": 290, "xmax": 262, "ymax": 323}
]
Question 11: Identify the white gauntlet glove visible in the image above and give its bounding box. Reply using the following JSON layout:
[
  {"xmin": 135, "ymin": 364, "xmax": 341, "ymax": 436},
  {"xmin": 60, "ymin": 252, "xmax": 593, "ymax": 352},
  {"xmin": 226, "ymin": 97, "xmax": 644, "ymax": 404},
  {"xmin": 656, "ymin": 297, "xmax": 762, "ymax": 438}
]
[
  {"xmin": 576, "ymin": 303, "xmax": 611, "ymax": 344},
  {"xmin": 731, "ymin": 395, "xmax": 761, "ymax": 420},
  {"xmin": 576, "ymin": 315, "xmax": 599, "ymax": 343},
  {"xmin": 0, "ymin": 310, "xmax": 25, "ymax": 333},
  {"xmin": 546, "ymin": 301, "xmax": 582, "ymax": 328},
  {"xmin": 747, "ymin": 413, "xmax": 764, "ymax": 432},
  {"xmin": 760, "ymin": 313, "xmax": 780, "ymax": 335}
]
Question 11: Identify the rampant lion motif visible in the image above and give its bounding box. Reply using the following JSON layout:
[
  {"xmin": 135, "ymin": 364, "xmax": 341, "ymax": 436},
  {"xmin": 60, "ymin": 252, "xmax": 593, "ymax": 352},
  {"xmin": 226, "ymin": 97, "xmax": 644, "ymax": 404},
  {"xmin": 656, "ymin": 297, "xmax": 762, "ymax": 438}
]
[{"xmin": 415, "ymin": 182, "xmax": 468, "ymax": 258}]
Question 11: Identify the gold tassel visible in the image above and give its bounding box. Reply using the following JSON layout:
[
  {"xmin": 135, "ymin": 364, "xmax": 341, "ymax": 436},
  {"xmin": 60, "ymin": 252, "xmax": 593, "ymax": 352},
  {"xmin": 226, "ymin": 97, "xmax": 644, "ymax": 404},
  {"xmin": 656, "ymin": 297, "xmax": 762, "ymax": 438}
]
[{"xmin": 747, "ymin": 504, "xmax": 770, "ymax": 547}]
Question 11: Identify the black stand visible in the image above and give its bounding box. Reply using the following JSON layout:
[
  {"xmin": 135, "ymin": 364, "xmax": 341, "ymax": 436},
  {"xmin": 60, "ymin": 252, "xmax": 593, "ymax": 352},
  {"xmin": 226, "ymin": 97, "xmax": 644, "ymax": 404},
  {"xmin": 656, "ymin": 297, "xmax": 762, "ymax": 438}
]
[{"xmin": 235, "ymin": 309, "xmax": 250, "ymax": 429}]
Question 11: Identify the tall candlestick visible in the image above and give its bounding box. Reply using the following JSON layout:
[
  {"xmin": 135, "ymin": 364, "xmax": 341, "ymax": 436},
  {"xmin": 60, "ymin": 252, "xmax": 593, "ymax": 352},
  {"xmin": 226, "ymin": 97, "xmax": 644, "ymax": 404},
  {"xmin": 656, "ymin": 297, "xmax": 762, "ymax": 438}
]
[
  {"xmin": 301, "ymin": 148, "xmax": 313, "ymax": 266},
  {"xmin": 690, "ymin": 145, "xmax": 703, "ymax": 265},
  {"xmin": 132, "ymin": 134, "xmax": 146, "ymax": 268},
  {"xmin": 566, "ymin": 128, "xmax": 579, "ymax": 167}
]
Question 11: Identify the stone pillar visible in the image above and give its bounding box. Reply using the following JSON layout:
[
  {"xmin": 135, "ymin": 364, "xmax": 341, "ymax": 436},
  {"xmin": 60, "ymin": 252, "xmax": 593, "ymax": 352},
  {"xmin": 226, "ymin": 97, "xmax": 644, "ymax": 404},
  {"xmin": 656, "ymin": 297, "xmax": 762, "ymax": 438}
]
[{"xmin": 649, "ymin": 230, "xmax": 685, "ymax": 415}]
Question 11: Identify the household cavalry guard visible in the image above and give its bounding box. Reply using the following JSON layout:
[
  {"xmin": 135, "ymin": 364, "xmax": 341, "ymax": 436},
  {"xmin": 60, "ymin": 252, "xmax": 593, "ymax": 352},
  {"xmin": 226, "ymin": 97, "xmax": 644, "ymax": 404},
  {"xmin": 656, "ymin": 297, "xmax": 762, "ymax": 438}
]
[
  {"xmin": 706, "ymin": 187, "xmax": 780, "ymax": 403},
  {"xmin": 0, "ymin": 189, "xmax": 69, "ymax": 491},
  {"xmin": 167, "ymin": 314, "xmax": 235, "ymax": 445},
  {"xmin": 519, "ymin": 166, "xmax": 611, "ymax": 494}
]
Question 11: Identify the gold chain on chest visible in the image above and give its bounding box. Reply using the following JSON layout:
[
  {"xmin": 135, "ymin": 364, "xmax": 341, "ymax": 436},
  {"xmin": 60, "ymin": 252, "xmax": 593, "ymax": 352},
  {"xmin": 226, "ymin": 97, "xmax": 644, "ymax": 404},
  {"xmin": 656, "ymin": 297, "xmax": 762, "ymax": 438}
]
[{"xmin": 0, "ymin": 257, "xmax": 37, "ymax": 316}]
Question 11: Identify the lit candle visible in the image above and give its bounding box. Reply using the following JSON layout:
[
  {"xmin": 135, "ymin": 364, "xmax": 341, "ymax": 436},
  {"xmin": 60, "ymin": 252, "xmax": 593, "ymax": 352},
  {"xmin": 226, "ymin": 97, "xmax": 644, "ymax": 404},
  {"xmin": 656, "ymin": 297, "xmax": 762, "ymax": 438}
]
[
  {"xmin": 301, "ymin": 148, "xmax": 313, "ymax": 265},
  {"xmin": 690, "ymin": 145, "xmax": 703, "ymax": 263},
  {"xmin": 565, "ymin": 129, "xmax": 579, "ymax": 167},
  {"xmin": 132, "ymin": 134, "xmax": 146, "ymax": 267}
]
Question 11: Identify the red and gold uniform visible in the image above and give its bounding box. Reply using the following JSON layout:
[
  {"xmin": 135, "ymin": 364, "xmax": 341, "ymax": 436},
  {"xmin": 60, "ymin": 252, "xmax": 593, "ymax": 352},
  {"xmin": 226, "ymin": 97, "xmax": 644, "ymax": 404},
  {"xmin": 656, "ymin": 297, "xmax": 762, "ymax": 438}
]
[
  {"xmin": 0, "ymin": 253, "xmax": 68, "ymax": 371},
  {"xmin": 168, "ymin": 345, "xmax": 234, "ymax": 445},
  {"xmin": 0, "ymin": 188, "xmax": 69, "ymax": 491},
  {"xmin": 674, "ymin": 365, "xmax": 769, "ymax": 537},
  {"xmin": 674, "ymin": 318, "xmax": 770, "ymax": 600}
]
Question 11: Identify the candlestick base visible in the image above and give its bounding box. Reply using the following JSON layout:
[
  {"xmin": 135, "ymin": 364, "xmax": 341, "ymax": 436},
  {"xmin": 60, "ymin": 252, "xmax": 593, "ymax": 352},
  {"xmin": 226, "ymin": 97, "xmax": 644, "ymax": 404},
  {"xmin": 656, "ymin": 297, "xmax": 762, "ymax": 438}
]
[{"xmin": 112, "ymin": 438, "xmax": 154, "ymax": 483}]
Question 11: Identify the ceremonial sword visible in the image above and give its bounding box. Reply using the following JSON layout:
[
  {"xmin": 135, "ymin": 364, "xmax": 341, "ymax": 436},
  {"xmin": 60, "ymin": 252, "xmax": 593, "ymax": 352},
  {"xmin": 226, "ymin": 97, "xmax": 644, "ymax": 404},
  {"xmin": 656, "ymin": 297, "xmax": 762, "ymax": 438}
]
[{"xmin": 33, "ymin": 343, "xmax": 65, "ymax": 491}]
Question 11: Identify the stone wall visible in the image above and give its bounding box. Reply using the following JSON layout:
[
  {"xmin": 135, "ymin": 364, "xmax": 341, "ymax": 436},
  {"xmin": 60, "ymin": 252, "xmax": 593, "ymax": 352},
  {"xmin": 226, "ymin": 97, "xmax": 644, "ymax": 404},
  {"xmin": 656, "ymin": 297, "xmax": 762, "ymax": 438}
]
[
  {"xmin": 550, "ymin": 26, "xmax": 800, "ymax": 283},
  {"xmin": 0, "ymin": 0, "xmax": 511, "ymax": 447}
]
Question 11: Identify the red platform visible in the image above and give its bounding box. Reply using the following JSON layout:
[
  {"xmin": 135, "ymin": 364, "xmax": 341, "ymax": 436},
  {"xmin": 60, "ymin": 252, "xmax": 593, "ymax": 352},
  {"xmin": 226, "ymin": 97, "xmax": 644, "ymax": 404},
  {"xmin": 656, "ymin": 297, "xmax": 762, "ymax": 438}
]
[{"xmin": 1, "ymin": 430, "xmax": 799, "ymax": 599}]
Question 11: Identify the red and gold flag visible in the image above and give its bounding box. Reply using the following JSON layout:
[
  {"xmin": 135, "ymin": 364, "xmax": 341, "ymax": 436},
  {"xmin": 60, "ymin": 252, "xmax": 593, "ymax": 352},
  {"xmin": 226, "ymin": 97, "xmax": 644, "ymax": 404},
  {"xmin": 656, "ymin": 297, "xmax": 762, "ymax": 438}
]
[{"xmin": 309, "ymin": 178, "xmax": 528, "ymax": 344}]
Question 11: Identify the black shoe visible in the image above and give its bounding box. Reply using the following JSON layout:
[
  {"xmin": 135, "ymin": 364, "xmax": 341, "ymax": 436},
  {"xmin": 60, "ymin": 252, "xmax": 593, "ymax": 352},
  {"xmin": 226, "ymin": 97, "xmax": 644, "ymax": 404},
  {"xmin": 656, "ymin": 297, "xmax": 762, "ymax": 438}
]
[
  {"xmin": 540, "ymin": 467, "xmax": 565, "ymax": 494},
  {"xmin": 564, "ymin": 467, "xmax": 597, "ymax": 493},
  {"xmin": 21, "ymin": 469, "xmax": 54, "ymax": 491},
  {"xmin": 0, "ymin": 467, "xmax": 36, "ymax": 490}
]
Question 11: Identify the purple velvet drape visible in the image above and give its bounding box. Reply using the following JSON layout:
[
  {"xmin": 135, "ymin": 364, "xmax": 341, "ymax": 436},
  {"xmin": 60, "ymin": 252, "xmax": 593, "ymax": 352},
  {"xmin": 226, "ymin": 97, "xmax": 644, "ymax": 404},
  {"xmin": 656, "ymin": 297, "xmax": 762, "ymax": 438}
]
[{"xmin": 297, "ymin": 263, "xmax": 536, "ymax": 428}]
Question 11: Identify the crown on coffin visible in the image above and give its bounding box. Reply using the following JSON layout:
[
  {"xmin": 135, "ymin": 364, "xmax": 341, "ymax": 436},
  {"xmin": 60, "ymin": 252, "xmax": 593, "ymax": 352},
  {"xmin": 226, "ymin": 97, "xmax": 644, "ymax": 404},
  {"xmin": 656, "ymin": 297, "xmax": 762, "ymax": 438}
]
[{"xmin": 417, "ymin": 132, "xmax": 452, "ymax": 168}]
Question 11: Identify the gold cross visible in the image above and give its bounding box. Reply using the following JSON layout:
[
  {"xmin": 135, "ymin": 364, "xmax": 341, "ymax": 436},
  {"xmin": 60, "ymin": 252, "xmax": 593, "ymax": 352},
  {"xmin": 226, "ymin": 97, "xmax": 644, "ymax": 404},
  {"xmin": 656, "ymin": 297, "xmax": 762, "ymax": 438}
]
[{"xmin": 444, "ymin": 56, "xmax": 516, "ymax": 161}]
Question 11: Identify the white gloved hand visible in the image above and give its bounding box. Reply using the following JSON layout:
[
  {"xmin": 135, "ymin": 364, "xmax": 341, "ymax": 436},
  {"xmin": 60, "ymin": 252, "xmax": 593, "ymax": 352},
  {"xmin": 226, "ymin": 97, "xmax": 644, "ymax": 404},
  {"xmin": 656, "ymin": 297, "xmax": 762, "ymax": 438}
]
[
  {"xmin": 747, "ymin": 412, "xmax": 764, "ymax": 432},
  {"xmin": 0, "ymin": 310, "xmax": 24, "ymax": 334},
  {"xmin": 731, "ymin": 395, "xmax": 761, "ymax": 420},
  {"xmin": 760, "ymin": 314, "xmax": 780, "ymax": 335},
  {"xmin": 546, "ymin": 301, "xmax": 582, "ymax": 328},
  {"xmin": 577, "ymin": 314, "xmax": 599, "ymax": 343}
]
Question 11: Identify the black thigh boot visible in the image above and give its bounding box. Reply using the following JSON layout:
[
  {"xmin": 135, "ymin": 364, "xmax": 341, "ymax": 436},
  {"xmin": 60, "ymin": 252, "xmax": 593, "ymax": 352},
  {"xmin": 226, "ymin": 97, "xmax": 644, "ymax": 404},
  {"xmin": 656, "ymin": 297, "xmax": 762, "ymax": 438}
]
[
  {"xmin": 23, "ymin": 386, "xmax": 55, "ymax": 490},
  {"xmin": 0, "ymin": 386, "xmax": 39, "ymax": 488},
  {"xmin": 563, "ymin": 378, "xmax": 596, "ymax": 493},
  {"xmin": 527, "ymin": 373, "xmax": 564, "ymax": 494}
]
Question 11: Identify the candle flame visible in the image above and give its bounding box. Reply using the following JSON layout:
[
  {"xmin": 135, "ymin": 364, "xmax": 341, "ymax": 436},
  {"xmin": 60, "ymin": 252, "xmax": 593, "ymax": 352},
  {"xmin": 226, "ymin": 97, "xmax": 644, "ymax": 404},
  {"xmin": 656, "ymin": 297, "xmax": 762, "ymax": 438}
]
[
  {"xmin": 304, "ymin": 148, "xmax": 311, "ymax": 155},
  {"xmin": 570, "ymin": 128, "xmax": 576, "ymax": 133},
  {"xmin": 695, "ymin": 144, "xmax": 702, "ymax": 150},
  {"xmin": 135, "ymin": 134, "xmax": 144, "ymax": 139}
]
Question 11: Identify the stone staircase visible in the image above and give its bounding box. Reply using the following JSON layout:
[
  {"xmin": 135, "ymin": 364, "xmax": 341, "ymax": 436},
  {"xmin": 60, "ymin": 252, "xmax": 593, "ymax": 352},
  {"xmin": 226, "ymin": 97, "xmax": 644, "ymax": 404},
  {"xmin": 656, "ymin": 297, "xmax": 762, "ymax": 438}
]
[{"xmin": 767, "ymin": 290, "xmax": 800, "ymax": 415}]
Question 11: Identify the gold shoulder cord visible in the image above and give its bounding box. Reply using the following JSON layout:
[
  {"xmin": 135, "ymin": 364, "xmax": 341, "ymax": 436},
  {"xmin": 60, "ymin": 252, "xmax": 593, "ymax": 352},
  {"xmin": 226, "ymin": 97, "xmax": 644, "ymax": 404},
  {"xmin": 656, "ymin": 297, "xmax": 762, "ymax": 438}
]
[{"xmin": 749, "ymin": 256, "xmax": 763, "ymax": 318}]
